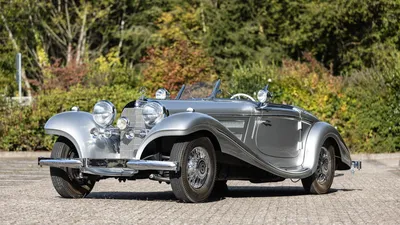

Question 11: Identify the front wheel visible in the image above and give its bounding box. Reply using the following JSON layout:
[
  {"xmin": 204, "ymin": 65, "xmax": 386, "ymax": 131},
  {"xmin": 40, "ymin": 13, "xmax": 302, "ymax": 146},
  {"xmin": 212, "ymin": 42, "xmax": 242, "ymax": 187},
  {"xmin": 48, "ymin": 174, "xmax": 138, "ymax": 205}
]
[
  {"xmin": 301, "ymin": 145, "xmax": 335, "ymax": 194},
  {"xmin": 169, "ymin": 136, "xmax": 216, "ymax": 203},
  {"xmin": 50, "ymin": 137, "xmax": 96, "ymax": 198}
]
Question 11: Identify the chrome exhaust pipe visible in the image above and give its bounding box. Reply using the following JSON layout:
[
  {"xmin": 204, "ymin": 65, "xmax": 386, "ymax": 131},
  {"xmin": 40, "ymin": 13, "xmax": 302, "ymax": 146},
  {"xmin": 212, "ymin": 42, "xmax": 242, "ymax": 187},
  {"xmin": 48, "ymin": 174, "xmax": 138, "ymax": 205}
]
[
  {"xmin": 39, "ymin": 158, "xmax": 82, "ymax": 168},
  {"xmin": 126, "ymin": 160, "xmax": 178, "ymax": 172}
]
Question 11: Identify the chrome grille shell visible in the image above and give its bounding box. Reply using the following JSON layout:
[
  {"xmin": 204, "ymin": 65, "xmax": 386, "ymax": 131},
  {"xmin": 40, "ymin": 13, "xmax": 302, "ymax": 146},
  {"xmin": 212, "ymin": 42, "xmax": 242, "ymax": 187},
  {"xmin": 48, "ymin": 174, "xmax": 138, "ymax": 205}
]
[{"xmin": 120, "ymin": 107, "xmax": 146, "ymax": 158}]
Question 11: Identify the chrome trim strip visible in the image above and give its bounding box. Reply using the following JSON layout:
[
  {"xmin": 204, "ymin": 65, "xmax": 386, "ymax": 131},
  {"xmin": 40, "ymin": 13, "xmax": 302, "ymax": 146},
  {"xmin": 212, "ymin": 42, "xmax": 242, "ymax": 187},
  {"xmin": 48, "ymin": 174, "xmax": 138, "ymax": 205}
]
[
  {"xmin": 220, "ymin": 120, "xmax": 245, "ymax": 129},
  {"xmin": 243, "ymin": 118, "xmax": 250, "ymax": 142},
  {"xmin": 126, "ymin": 160, "xmax": 178, "ymax": 172},
  {"xmin": 251, "ymin": 117, "xmax": 259, "ymax": 139},
  {"xmin": 39, "ymin": 159, "xmax": 82, "ymax": 168}
]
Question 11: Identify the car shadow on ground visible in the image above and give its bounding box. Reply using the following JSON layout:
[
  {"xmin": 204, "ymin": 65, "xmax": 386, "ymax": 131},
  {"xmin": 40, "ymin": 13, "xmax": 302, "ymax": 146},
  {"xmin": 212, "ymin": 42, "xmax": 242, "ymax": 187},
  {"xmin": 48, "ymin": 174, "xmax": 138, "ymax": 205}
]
[
  {"xmin": 85, "ymin": 186, "xmax": 362, "ymax": 202},
  {"xmin": 225, "ymin": 186, "xmax": 361, "ymax": 198},
  {"xmin": 86, "ymin": 191, "xmax": 176, "ymax": 202}
]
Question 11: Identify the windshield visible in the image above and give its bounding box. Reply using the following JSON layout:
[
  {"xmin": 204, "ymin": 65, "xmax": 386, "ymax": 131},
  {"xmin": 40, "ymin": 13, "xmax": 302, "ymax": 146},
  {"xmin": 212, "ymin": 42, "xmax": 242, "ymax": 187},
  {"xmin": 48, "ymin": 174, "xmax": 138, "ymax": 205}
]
[{"xmin": 177, "ymin": 80, "xmax": 220, "ymax": 100}]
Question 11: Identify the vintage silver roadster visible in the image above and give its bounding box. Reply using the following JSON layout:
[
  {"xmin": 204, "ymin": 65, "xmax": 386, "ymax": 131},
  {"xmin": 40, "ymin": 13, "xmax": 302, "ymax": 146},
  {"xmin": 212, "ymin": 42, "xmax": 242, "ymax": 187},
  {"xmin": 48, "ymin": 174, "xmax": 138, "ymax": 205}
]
[{"xmin": 38, "ymin": 80, "xmax": 361, "ymax": 202}]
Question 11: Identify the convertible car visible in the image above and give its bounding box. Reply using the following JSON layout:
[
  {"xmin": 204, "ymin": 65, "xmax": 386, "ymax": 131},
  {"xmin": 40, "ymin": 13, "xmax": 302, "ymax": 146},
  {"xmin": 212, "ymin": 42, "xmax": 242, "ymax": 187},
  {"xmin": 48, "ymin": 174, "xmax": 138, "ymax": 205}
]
[{"xmin": 38, "ymin": 80, "xmax": 361, "ymax": 203}]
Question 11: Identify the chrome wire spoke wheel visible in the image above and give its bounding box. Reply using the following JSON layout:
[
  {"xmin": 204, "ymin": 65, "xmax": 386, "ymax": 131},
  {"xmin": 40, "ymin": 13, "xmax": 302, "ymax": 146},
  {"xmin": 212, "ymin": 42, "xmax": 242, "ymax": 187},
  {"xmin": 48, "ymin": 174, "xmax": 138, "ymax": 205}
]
[
  {"xmin": 170, "ymin": 136, "xmax": 216, "ymax": 203},
  {"xmin": 50, "ymin": 137, "xmax": 95, "ymax": 198},
  {"xmin": 187, "ymin": 147, "xmax": 210, "ymax": 189},
  {"xmin": 301, "ymin": 144, "xmax": 335, "ymax": 194},
  {"xmin": 316, "ymin": 147, "xmax": 331, "ymax": 184}
]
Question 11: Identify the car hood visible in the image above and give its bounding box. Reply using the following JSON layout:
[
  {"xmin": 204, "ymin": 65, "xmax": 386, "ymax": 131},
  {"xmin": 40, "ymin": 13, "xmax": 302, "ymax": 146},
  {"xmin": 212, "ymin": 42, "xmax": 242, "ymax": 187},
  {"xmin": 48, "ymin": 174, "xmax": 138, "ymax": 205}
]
[{"xmin": 154, "ymin": 99, "xmax": 259, "ymax": 116}]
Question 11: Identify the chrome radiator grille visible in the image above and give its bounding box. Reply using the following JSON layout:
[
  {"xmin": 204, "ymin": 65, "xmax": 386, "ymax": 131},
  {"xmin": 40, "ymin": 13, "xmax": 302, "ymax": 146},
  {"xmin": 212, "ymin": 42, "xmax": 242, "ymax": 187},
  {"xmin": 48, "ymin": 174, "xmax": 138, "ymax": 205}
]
[{"xmin": 120, "ymin": 107, "xmax": 146, "ymax": 158}]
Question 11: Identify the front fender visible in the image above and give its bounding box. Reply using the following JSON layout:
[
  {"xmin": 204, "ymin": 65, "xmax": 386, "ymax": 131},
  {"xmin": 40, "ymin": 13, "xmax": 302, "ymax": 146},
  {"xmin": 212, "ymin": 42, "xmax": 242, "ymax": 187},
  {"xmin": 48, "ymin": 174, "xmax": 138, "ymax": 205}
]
[
  {"xmin": 135, "ymin": 112, "xmax": 225, "ymax": 159},
  {"xmin": 45, "ymin": 111, "xmax": 119, "ymax": 158},
  {"xmin": 303, "ymin": 122, "xmax": 352, "ymax": 173}
]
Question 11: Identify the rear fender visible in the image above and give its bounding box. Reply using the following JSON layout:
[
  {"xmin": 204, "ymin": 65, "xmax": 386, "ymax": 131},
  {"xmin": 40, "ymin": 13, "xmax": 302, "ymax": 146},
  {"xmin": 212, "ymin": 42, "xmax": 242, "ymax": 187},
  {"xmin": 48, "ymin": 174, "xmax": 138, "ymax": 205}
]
[
  {"xmin": 303, "ymin": 122, "xmax": 351, "ymax": 173},
  {"xmin": 45, "ymin": 111, "xmax": 119, "ymax": 158}
]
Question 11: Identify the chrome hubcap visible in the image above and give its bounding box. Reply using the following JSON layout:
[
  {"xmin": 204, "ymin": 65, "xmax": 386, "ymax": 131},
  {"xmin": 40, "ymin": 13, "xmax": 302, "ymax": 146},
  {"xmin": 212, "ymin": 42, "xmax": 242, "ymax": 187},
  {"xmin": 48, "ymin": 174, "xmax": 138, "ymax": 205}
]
[
  {"xmin": 316, "ymin": 147, "xmax": 331, "ymax": 184},
  {"xmin": 187, "ymin": 147, "xmax": 210, "ymax": 189}
]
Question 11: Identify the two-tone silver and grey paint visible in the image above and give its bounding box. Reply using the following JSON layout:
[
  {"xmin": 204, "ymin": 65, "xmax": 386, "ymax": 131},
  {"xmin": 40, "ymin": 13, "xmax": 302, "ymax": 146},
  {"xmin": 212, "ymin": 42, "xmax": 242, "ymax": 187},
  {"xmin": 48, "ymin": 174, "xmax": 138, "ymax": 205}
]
[{"xmin": 42, "ymin": 96, "xmax": 352, "ymax": 179}]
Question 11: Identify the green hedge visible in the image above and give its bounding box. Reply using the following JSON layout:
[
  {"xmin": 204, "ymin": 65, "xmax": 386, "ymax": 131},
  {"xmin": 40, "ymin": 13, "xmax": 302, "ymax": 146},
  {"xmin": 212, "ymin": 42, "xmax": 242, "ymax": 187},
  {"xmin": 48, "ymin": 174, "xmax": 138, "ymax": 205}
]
[
  {"xmin": 1, "ymin": 61, "xmax": 399, "ymax": 153},
  {"xmin": 340, "ymin": 68, "xmax": 400, "ymax": 152},
  {"xmin": 0, "ymin": 85, "xmax": 139, "ymax": 151}
]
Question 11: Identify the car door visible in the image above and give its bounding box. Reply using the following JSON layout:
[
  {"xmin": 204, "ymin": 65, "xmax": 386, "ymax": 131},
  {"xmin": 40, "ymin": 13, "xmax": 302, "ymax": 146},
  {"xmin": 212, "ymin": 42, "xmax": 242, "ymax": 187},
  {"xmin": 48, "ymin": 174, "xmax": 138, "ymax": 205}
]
[{"xmin": 254, "ymin": 104, "xmax": 301, "ymax": 159}]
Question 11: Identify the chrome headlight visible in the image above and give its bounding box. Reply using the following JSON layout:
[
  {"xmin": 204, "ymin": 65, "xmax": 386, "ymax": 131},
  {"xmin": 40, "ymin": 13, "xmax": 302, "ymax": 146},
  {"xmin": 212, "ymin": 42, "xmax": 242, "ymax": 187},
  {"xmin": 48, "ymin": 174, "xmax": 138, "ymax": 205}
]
[
  {"xmin": 257, "ymin": 90, "xmax": 268, "ymax": 103},
  {"xmin": 142, "ymin": 102, "xmax": 165, "ymax": 127},
  {"xmin": 92, "ymin": 100, "xmax": 116, "ymax": 127}
]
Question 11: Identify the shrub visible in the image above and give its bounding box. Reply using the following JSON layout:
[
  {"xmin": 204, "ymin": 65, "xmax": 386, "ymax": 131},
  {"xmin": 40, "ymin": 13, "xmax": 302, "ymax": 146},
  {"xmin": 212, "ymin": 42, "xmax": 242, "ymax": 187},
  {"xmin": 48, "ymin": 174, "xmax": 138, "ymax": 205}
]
[{"xmin": 340, "ymin": 67, "xmax": 400, "ymax": 152}]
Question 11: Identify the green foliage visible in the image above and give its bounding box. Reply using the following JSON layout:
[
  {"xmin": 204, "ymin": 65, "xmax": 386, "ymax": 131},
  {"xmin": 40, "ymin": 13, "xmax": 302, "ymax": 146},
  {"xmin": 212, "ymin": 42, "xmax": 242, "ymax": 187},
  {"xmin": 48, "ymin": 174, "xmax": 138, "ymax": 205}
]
[
  {"xmin": 86, "ymin": 49, "xmax": 140, "ymax": 88},
  {"xmin": 203, "ymin": 0, "xmax": 287, "ymax": 77},
  {"xmin": 0, "ymin": 42, "xmax": 16, "ymax": 97},
  {"xmin": 340, "ymin": 67, "xmax": 400, "ymax": 152},
  {"xmin": 0, "ymin": 86, "xmax": 139, "ymax": 151},
  {"xmin": 155, "ymin": 2, "xmax": 204, "ymax": 45},
  {"xmin": 1, "ymin": 0, "xmax": 400, "ymax": 153},
  {"xmin": 230, "ymin": 62, "xmax": 277, "ymax": 96},
  {"xmin": 283, "ymin": 0, "xmax": 400, "ymax": 74},
  {"xmin": 202, "ymin": 0, "xmax": 400, "ymax": 75}
]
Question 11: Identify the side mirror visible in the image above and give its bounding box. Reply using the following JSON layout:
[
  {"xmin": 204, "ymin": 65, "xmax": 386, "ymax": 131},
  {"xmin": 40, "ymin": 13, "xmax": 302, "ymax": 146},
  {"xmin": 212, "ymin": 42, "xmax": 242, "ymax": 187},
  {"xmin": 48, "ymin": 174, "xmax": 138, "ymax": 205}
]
[{"xmin": 155, "ymin": 88, "xmax": 170, "ymax": 100}]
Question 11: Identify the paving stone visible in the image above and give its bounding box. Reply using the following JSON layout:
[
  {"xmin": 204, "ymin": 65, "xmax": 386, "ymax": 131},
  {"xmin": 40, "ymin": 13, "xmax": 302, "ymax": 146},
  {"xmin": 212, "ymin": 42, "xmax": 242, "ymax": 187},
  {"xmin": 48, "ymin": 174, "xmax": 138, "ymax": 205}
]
[{"xmin": 0, "ymin": 156, "xmax": 399, "ymax": 224}]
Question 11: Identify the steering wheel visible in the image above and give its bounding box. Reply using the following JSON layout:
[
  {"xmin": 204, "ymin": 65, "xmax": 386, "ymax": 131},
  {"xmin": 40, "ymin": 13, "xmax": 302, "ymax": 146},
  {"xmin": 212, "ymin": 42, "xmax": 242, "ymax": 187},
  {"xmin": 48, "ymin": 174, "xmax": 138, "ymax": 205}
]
[{"xmin": 230, "ymin": 93, "xmax": 256, "ymax": 102}]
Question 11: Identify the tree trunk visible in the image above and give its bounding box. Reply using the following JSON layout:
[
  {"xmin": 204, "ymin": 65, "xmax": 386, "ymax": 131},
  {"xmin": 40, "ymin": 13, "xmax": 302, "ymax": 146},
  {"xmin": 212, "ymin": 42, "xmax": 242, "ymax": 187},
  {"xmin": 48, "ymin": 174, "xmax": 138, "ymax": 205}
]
[
  {"xmin": 65, "ymin": 0, "xmax": 73, "ymax": 65},
  {"xmin": 117, "ymin": 8, "xmax": 126, "ymax": 57},
  {"xmin": 76, "ymin": 6, "xmax": 88, "ymax": 64},
  {"xmin": 57, "ymin": 0, "xmax": 61, "ymax": 12},
  {"xmin": 0, "ymin": 13, "xmax": 32, "ymax": 98},
  {"xmin": 67, "ymin": 42, "xmax": 72, "ymax": 64},
  {"xmin": 27, "ymin": 1, "xmax": 44, "ymax": 83}
]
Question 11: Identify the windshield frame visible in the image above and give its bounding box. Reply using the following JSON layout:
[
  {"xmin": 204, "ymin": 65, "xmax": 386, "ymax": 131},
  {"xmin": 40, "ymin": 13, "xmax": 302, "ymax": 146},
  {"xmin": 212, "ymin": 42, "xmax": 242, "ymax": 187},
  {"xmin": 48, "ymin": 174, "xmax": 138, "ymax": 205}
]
[{"xmin": 175, "ymin": 80, "xmax": 221, "ymax": 100}]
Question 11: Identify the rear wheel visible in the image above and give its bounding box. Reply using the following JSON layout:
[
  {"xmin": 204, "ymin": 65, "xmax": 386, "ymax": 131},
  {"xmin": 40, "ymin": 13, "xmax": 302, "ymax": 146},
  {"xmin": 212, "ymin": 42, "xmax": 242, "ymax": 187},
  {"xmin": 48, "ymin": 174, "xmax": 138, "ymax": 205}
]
[
  {"xmin": 50, "ymin": 137, "xmax": 95, "ymax": 198},
  {"xmin": 302, "ymin": 145, "xmax": 335, "ymax": 194},
  {"xmin": 169, "ymin": 136, "xmax": 216, "ymax": 203}
]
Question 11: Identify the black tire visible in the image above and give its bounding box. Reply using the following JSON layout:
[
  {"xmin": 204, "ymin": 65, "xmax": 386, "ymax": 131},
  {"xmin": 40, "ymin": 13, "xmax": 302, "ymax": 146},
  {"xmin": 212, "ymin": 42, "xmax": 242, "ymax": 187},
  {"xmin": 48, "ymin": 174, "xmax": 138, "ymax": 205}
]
[
  {"xmin": 301, "ymin": 145, "xmax": 335, "ymax": 194},
  {"xmin": 169, "ymin": 136, "xmax": 216, "ymax": 203},
  {"xmin": 50, "ymin": 137, "xmax": 95, "ymax": 198}
]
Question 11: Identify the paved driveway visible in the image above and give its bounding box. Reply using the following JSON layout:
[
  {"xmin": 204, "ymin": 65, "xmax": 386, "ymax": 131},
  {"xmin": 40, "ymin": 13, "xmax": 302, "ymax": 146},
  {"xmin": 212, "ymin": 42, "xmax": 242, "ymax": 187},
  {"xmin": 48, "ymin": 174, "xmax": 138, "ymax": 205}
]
[{"xmin": 0, "ymin": 153, "xmax": 399, "ymax": 224}]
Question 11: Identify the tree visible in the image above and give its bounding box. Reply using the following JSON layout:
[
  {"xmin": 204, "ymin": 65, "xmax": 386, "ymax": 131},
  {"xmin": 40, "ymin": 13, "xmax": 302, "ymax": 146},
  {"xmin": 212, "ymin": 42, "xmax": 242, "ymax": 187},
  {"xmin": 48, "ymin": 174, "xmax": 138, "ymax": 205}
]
[{"xmin": 141, "ymin": 40, "xmax": 217, "ymax": 96}]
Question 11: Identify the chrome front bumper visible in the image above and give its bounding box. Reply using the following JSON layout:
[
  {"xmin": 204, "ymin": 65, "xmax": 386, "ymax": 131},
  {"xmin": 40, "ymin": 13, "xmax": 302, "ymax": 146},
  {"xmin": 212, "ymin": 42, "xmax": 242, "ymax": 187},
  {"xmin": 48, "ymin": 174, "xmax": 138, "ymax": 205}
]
[{"xmin": 38, "ymin": 157, "xmax": 179, "ymax": 173}]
